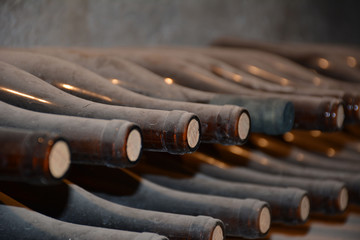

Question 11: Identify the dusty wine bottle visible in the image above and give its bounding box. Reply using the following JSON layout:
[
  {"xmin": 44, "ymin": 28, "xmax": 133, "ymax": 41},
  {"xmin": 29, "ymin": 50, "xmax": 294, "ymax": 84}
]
[
  {"xmin": 0, "ymin": 61, "xmax": 200, "ymax": 154},
  {"xmin": 198, "ymin": 44, "xmax": 357, "ymax": 90},
  {"xmin": 82, "ymin": 47, "xmax": 295, "ymax": 93},
  {"xmin": 207, "ymin": 144, "xmax": 360, "ymax": 207},
  {"xmin": 131, "ymin": 156, "xmax": 309, "ymax": 224},
  {"xmin": 0, "ymin": 50, "xmax": 250, "ymax": 145},
  {"xmin": 250, "ymin": 133, "xmax": 360, "ymax": 173},
  {"xmin": 0, "ymin": 198, "xmax": 168, "ymax": 240},
  {"xmin": 0, "ymin": 101, "xmax": 142, "ymax": 167},
  {"xmin": 182, "ymin": 152, "xmax": 349, "ymax": 214},
  {"xmin": 0, "ymin": 126, "xmax": 70, "ymax": 184},
  {"xmin": 0, "ymin": 181, "xmax": 225, "ymax": 240},
  {"xmin": 301, "ymin": 130, "xmax": 360, "ymax": 154},
  {"xmin": 115, "ymin": 47, "xmax": 332, "ymax": 99},
  {"xmin": 96, "ymin": 49, "xmax": 344, "ymax": 131},
  {"xmin": 212, "ymin": 37, "xmax": 360, "ymax": 83},
  {"xmin": 283, "ymin": 130, "xmax": 360, "ymax": 163},
  {"xmin": 26, "ymin": 48, "xmax": 293, "ymax": 135},
  {"xmin": 191, "ymin": 47, "xmax": 360, "ymax": 123},
  {"xmin": 68, "ymin": 165, "xmax": 271, "ymax": 239}
]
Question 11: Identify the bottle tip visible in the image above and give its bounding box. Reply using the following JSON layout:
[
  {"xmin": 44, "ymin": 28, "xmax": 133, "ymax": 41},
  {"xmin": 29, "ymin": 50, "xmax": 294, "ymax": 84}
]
[
  {"xmin": 259, "ymin": 206, "xmax": 271, "ymax": 234},
  {"xmin": 238, "ymin": 112, "xmax": 250, "ymax": 140},
  {"xmin": 49, "ymin": 140, "xmax": 71, "ymax": 179},
  {"xmin": 187, "ymin": 118, "xmax": 200, "ymax": 149},
  {"xmin": 338, "ymin": 187, "xmax": 349, "ymax": 211},
  {"xmin": 211, "ymin": 225, "xmax": 224, "ymax": 240},
  {"xmin": 300, "ymin": 195, "xmax": 310, "ymax": 221},
  {"xmin": 336, "ymin": 105, "xmax": 345, "ymax": 129},
  {"xmin": 126, "ymin": 129, "xmax": 142, "ymax": 162}
]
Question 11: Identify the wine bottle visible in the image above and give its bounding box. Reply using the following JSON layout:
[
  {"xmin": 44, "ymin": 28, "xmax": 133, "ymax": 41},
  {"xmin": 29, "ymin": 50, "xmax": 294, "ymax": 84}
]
[
  {"xmin": 302, "ymin": 130, "xmax": 360, "ymax": 154},
  {"xmin": 202, "ymin": 44, "xmax": 358, "ymax": 89},
  {"xmin": 68, "ymin": 165, "xmax": 271, "ymax": 238},
  {"xmin": 131, "ymin": 155, "xmax": 309, "ymax": 224},
  {"xmin": 0, "ymin": 101, "xmax": 142, "ymax": 167},
  {"xmin": 0, "ymin": 50, "xmax": 250, "ymax": 146},
  {"xmin": 211, "ymin": 37, "xmax": 360, "ymax": 83},
  {"xmin": 118, "ymin": 47, "xmax": 357, "ymax": 99},
  {"xmin": 0, "ymin": 127, "xmax": 70, "ymax": 184},
  {"xmin": 206, "ymin": 144, "xmax": 360, "ymax": 207},
  {"xmin": 66, "ymin": 47, "xmax": 296, "ymax": 93},
  {"xmin": 283, "ymin": 130, "xmax": 360, "ymax": 163},
  {"xmin": 0, "ymin": 61, "xmax": 200, "ymax": 154},
  {"xmin": 0, "ymin": 181, "xmax": 224, "ymax": 240},
  {"xmin": 249, "ymin": 133, "xmax": 360, "ymax": 173},
  {"xmin": 190, "ymin": 47, "xmax": 360, "ymax": 123},
  {"xmin": 0, "ymin": 197, "xmax": 168, "ymax": 240},
  {"xmin": 182, "ymin": 152, "xmax": 349, "ymax": 214},
  {"xmin": 90, "ymin": 49, "xmax": 344, "ymax": 131},
  {"xmin": 25, "ymin": 48, "xmax": 294, "ymax": 135}
]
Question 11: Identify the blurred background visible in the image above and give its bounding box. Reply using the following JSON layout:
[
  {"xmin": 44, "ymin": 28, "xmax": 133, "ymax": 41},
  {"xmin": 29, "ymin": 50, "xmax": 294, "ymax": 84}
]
[{"xmin": 1, "ymin": 0, "xmax": 360, "ymax": 47}]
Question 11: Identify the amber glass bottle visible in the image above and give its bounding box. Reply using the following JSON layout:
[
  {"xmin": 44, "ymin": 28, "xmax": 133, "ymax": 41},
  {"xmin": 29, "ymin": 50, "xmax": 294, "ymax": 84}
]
[
  {"xmin": 0, "ymin": 127, "xmax": 70, "ymax": 184},
  {"xmin": 0, "ymin": 61, "xmax": 200, "ymax": 154},
  {"xmin": 67, "ymin": 165, "xmax": 271, "ymax": 239},
  {"xmin": 0, "ymin": 50, "xmax": 250, "ymax": 146},
  {"xmin": 25, "ymin": 48, "xmax": 293, "ymax": 135},
  {"xmin": 0, "ymin": 101, "xmax": 142, "ymax": 167},
  {"xmin": 0, "ymin": 180, "xmax": 224, "ymax": 240},
  {"xmin": 212, "ymin": 37, "xmax": 360, "ymax": 83}
]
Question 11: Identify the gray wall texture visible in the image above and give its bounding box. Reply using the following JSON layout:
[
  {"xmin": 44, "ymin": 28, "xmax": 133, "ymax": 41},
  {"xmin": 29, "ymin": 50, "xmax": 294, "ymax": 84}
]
[{"xmin": 1, "ymin": 0, "xmax": 360, "ymax": 47}]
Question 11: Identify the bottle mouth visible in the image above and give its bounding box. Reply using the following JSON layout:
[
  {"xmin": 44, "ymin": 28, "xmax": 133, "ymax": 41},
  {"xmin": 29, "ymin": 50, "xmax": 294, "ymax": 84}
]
[
  {"xmin": 299, "ymin": 195, "xmax": 310, "ymax": 222},
  {"xmin": 338, "ymin": 187, "xmax": 349, "ymax": 212},
  {"xmin": 126, "ymin": 128, "xmax": 142, "ymax": 162},
  {"xmin": 258, "ymin": 206, "xmax": 271, "ymax": 234},
  {"xmin": 238, "ymin": 112, "xmax": 250, "ymax": 141},
  {"xmin": 211, "ymin": 225, "xmax": 224, "ymax": 240},
  {"xmin": 336, "ymin": 105, "xmax": 345, "ymax": 129},
  {"xmin": 187, "ymin": 118, "xmax": 200, "ymax": 149},
  {"xmin": 49, "ymin": 140, "xmax": 71, "ymax": 179}
]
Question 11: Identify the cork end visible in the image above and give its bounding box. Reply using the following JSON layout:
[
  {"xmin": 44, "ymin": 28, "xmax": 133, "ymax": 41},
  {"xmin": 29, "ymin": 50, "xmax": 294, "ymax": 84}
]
[
  {"xmin": 238, "ymin": 112, "xmax": 250, "ymax": 140},
  {"xmin": 300, "ymin": 195, "xmax": 310, "ymax": 221},
  {"xmin": 211, "ymin": 225, "xmax": 224, "ymax": 240},
  {"xmin": 336, "ymin": 105, "xmax": 345, "ymax": 129},
  {"xmin": 187, "ymin": 118, "xmax": 200, "ymax": 149},
  {"xmin": 126, "ymin": 129, "xmax": 142, "ymax": 162},
  {"xmin": 259, "ymin": 207, "xmax": 271, "ymax": 234},
  {"xmin": 49, "ymin": 140, "xmax": 71, "ymax": 179},
  {"xmin": 338, "ymin": 187, "xmax": 349, "ymax": 211}
]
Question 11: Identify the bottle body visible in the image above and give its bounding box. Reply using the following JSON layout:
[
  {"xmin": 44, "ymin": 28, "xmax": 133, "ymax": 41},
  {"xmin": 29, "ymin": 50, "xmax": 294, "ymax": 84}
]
[
  {"xmin": 0, "ymin": 61, "xmax": 200, "ymax": 154},
  {"xmin": 0, "ymin": 127, "xmax": 70, "ymax": 184},
  {"xmin": 0, "ymin": 50, "xmax": 249, "ymax": 145}
]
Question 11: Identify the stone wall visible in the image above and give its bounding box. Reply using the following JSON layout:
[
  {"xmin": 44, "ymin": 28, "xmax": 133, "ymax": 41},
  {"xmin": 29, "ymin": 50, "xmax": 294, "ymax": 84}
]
[{"xmin": 1, "ymin": 0, "xmax": 359, "ymax": 47}]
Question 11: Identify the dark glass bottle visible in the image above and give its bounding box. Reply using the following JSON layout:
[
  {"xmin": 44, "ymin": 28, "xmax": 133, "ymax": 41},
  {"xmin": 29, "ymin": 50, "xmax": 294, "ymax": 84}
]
[
  {"xmin": 282, "ymin": 130, "xmax": 360, "ymax": 163},
  {"xmin": 205, "ymin": 144, "xmax": 360, "ymax": 208},
  {"xmin": 182, "ymin": 151, "xmax": 349, "ymax": 214},
  {"xmin": 0, "ymin": 181, "xmax": 224, "ymax": 240},
  {"xmin": 0, "ymin": 101, "xmax": 142, "ymax": 167},
  {"xmin": 249, "ymin": 133, "xmax": 360, "ymax": 173},
  {"xmin": 0, "ymin": 50, "xmax": 250, "ymax": 146},
  {"xmin": 27, "ymin": 48, "xmax": 294, "ymax": 135},
  {"xmin": 0, "ymin": 61, "xmax": 200, "ymax": 154},
  {"xmin": 0, "ymin": 127, "xmax": 70, "ymax": 184},
  {"xmin": 131, "ymin": 155, "xmax": 309, "ymax": 224},
  {"xmin": 191, "ymin": 47, "xmax": 360, "ymax": 123},
  {"xmin": 68, "ymin": 165, "xmax": 271, "ymax": 239},
  {"xmin": 212, "ymin": 37, "xmax": 360, "ymax": 83},
  {"xmin": 0, "ymin": 202, "xmax": 168, "ymax": 240},
  {"xmin": 92, "ymin": 49, "xmax": 345, "ymax": 131}
]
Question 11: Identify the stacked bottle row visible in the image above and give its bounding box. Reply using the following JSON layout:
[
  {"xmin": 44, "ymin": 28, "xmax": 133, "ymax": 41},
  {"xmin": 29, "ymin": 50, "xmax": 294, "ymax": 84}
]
[{"xmin": 0, "ymin": 41, "xmax": 359, "ymax": 240}]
